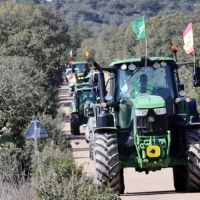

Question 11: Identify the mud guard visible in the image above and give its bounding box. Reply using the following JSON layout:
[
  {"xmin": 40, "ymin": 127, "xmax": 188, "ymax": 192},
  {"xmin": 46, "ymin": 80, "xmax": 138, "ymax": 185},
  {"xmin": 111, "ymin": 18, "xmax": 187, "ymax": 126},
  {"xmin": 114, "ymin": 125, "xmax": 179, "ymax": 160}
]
[
  {"xmin": 181, "ymin": 122, "xmax": 200, "ymax": 140},
  {"xmin": 94, "ymin": 127, "xmax": 118, "ymax": 134},
  {"xmin": 182, "ymin": 122, "xmax": 200, "ymax": 130},
  {"xmin": 70, "ymin": 100, "xmax": 78, "ymax": 113}
]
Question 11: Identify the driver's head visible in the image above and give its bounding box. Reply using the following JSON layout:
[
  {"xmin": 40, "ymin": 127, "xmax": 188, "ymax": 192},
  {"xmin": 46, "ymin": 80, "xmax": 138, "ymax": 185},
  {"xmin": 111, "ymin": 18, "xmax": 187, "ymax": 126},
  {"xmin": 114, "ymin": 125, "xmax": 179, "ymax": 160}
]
[{"xmin": 140, "ymin": 74, "xmax": 148, "ymax": 87}]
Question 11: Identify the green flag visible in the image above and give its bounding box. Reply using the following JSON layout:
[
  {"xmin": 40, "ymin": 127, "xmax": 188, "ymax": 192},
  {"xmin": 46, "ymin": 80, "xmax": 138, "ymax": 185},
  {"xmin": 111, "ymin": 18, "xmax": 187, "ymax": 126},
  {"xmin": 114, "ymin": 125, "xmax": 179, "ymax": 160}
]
[{"xmin": 131, "ymin": 16, "xmax": 146, "ymax": 40}]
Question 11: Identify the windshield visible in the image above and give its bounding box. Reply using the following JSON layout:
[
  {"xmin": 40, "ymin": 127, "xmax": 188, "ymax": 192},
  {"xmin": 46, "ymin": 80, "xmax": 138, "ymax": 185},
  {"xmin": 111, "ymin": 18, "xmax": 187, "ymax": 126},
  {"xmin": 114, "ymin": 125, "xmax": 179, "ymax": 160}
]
[
  {"xmin": 79, "ymin": 91, "xmax": 97, "ymax": 103},
  {"xmin": 115, "ymin": 65, "xmax": 175, "ymax": 114},
  {"xmin": 73, "ymin": 63, "xmax": 88, "ymax": 73}
]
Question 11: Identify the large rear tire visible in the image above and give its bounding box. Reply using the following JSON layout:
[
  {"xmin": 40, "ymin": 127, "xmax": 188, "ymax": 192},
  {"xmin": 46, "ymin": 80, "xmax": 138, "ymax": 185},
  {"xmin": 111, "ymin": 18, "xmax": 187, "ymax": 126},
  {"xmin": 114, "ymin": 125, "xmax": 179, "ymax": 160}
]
[
  {"xmin": 173, "ymin": 166, "xmax": 188, "ymax": 191},
  {"xmin": 94, "ymin": 132, "xmax": 124, "ymax": 194},
  {"xmin": 70, "ymin": 113, "xmax": 80, "ymax": 135},
  {"xmin": 186, "ymin": 129, "xmax": 200, "ymax": 192}
]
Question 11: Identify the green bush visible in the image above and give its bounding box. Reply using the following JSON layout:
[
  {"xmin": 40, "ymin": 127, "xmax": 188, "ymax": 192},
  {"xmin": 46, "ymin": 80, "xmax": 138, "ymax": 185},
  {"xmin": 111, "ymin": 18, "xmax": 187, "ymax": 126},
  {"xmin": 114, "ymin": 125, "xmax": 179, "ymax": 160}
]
[
  {"xmin": 0, "ymin": 180, "xmax": 36, "ymax": 200},
  {"xmin": 0, "ymin": 145, "xmax": 33, "ymax": 185},
  {"xmin": 32, "ymin": 146, "xmax": 119, "ymax": 200}
]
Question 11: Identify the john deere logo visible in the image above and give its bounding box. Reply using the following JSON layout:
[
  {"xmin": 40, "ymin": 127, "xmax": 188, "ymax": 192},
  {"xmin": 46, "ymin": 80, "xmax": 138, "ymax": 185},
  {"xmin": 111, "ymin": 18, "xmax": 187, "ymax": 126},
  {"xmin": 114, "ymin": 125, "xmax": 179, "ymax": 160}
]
[{"xmin": 148, "ymin": 116, "xmax": 154, "ymax": 122}]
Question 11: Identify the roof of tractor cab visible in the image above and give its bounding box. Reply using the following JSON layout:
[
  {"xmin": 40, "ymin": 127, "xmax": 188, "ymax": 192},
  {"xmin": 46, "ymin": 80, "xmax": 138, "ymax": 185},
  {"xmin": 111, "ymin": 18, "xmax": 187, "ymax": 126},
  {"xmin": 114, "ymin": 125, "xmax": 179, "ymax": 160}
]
[
  {"xmin": 75, "ymin": 83, "xmax": 91, "ymax": 91},
  {"xmin": 75, "ymin": 87, "xmax": 92, "ymax": 92},
  {"xmin": 109, "ymin": 57, "xmax": 176, "ymax": 67},
  {"xmin": 72, "ymin": 61, "xmax": 88, "ymax": 65}
]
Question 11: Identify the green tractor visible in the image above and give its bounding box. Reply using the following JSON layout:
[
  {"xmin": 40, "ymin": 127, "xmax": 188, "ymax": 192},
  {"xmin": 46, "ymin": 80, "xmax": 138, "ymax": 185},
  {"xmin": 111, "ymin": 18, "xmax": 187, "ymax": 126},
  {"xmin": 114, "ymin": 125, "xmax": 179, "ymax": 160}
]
[
  {"xmin": 70, "ymin": 83, "xmax": 97, "ymax": 135},
  {"xmin": 88, "ymin": 57, "xmax": 200, "ymax": 194},
  {"xmin": 68, "ymin": 61, "xmax": 91, "ymax": 96}
]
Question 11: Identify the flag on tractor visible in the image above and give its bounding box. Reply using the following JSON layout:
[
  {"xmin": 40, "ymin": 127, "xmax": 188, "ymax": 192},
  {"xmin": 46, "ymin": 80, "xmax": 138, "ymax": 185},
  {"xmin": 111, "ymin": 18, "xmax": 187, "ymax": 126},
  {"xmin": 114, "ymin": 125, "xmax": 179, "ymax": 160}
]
[
  {"xmin": 69, "ymin": 49, "xmax": 73, "ymax": 57},
  {"xmin": 68, "ymin": 73, "xmax": 77, "ymax": 84},
  {"xmin": 85, "ymin": 50, "xmax": 90, "ymax": 59},
  {"xmin": 183, "ymin": 23, "xmax": 194, "ymax": 54},
  {"xmin": 131, "ymin": 16, "xmax": 146, "ymax": 40}
]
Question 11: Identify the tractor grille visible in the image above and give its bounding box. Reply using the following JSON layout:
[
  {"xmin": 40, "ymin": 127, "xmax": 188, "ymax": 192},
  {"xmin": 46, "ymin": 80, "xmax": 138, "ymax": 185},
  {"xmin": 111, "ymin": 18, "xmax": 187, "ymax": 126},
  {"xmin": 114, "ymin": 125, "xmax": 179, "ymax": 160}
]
[{"xmin": 136, "ymin": 109, "xmax": 167, "ymax": 136}]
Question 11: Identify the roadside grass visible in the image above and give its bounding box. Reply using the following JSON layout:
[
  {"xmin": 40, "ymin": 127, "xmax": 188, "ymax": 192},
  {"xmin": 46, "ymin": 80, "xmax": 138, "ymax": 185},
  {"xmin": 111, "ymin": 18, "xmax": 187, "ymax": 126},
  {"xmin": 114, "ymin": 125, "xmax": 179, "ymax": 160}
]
[
  {"xmin": 0, "ymin": 107, "xmax": 120, "ymax": 199},
  {"xmin": 0, "ymin": 180, "xmax": 36, "ymax": 200}
]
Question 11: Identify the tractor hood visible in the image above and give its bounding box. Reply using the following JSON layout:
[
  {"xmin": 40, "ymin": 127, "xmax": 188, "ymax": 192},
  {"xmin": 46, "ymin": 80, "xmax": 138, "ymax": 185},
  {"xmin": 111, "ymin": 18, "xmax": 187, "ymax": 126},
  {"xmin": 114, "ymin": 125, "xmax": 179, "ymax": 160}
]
[{"xmin": 133, "ymin": 95, "xmax": 165, "ymax": 109}]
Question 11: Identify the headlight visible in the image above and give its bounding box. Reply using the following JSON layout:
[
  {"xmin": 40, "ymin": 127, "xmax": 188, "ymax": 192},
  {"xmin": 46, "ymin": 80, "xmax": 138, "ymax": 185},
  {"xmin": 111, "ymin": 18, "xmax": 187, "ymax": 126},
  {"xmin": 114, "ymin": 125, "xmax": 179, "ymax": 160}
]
[
  {"xmin": 154, "ymin": 107, "xmax": 166, "ymax": 115},
  {"xmin": 135, "ymin": 109, "xmax": 148, "ymax": 116}
]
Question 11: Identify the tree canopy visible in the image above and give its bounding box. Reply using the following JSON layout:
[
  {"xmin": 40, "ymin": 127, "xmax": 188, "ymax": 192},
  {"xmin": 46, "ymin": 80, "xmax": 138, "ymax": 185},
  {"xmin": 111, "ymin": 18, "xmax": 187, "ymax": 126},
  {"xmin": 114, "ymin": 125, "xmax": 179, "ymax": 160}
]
[
  {"xmin": 55, "ymin": 0, "xmax": 200, "ymax": 36},
  {"xmin": 0, "ymin": 1, "xmax": 70, "ymax": 87},
  {"xmin": 0, "ymin": 1, "xmax": 73, "ymax": 139}
]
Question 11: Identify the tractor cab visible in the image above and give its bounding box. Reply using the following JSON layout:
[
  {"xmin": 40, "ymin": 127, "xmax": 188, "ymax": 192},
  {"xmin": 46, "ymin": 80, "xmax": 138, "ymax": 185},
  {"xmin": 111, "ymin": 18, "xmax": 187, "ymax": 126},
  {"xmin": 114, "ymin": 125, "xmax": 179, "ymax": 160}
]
[
  {"xmin": 68, "ymin": 61, "xmax": 90, "ymax": 96},
  {"xmin": 71, "ymin": 61, "xmax": 90, "ymax": 83},
  {"xmin": 110, "ymin": 57, "xmax": 200, "ymax": 129}
]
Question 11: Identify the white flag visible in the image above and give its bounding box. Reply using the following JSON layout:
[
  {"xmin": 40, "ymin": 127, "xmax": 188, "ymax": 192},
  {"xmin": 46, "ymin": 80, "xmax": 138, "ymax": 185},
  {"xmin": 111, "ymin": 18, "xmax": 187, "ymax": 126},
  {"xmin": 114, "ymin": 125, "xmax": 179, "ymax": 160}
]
[{"xmin": 70, "ymin": 50, "xmax": 73, "ymax": 57}]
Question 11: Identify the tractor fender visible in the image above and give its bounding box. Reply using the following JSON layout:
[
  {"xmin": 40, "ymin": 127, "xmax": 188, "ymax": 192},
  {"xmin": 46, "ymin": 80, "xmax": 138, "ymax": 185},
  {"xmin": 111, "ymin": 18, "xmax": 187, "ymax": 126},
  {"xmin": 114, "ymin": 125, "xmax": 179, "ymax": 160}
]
[
  {"xmin": 182, "ymin": 122, "xmax": 200, "ymax": 131},
  {"xmin": 180, "ymin": 122, "xmax": 200, "ymax": 142},
  {"xmin": 94, "ymin": 127, "xmax": 118, "ymax": 134},
  {"xmin": 69, "ymin": 83, "xmax": 75, "ymax": 88},
  {"xmin": 71, "ymin": 111, "xmax": 78, "ymax": 115},
  {"xmin": 70, "ymin": 101, "xmax": 78, "ymax": 113}
]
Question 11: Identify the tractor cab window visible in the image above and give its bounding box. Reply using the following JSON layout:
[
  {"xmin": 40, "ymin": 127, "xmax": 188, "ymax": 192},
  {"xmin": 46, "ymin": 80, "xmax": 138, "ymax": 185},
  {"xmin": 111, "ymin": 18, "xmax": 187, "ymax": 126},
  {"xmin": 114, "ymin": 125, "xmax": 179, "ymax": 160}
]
[
  {"xmin": 73, "ymin": 64, "xmax": 88, "ymax": 73},
  {"xmin": 115, "ymin": 64, "xmax": 175, "ymax": 116},
  {"xmin": 79, "ymin": 91, "xmax": 97, "ymax": 103}
]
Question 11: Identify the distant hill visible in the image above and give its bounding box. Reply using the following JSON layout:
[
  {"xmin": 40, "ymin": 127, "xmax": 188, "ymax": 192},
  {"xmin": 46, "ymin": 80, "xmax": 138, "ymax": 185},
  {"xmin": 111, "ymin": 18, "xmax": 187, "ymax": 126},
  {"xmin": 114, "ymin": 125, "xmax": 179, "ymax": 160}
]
[{"xmin": 53, "ymin": 0, "xmax": 200, "ymax": 36}]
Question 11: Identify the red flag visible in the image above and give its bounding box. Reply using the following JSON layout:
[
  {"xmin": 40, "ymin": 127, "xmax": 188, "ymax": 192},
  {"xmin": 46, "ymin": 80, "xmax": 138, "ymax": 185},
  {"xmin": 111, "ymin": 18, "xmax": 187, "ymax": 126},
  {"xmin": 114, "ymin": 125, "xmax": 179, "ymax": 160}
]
[
  {"xmin": 68, "ymin": 73, "xmax": 77, "ymax": 84},
  {"xmin": 68, "ymin": 60, "xmax": 74, "ymax": 64},
  {"xmin": 183, "ymin": 23, "xmax": 194, "ymax": 54}
]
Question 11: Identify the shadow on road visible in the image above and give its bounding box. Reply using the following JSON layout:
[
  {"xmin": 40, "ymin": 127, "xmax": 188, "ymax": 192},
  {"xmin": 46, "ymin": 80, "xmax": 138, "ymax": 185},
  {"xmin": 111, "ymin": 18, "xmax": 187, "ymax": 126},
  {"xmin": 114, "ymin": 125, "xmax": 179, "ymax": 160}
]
[
  {"xmin": 63, "ymin": 102, "xmax": 71, "ymax": 107},
  {"xmin": 121, "ymin": 190, "xmax": 185, "ymax": 197},
  {"xmin": 72, "ymin": 147, "xmax": 89, "ymax": 152},
  {"xmin": 68, "ymin": 135, "xmax": 86, "ymax": 140},
  {"xmin": 65, "ymin": 115, "xmax": 70, "ymax": 122},
  {"xmin": 73, "ymin": 156, "xmax": 89, "ymax": 159}
]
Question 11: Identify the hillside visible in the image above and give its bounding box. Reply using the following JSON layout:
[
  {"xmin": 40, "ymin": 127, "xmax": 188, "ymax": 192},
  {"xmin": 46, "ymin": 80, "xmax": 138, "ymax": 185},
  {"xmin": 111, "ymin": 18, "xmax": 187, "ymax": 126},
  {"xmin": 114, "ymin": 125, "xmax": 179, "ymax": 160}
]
[
  {"xmin": 13, "ymin": 0, "xmax": 200, "ymax": 36},
  {"xmin": 56, "ymin": 0, "xmax": 200, "ymax": 36}
]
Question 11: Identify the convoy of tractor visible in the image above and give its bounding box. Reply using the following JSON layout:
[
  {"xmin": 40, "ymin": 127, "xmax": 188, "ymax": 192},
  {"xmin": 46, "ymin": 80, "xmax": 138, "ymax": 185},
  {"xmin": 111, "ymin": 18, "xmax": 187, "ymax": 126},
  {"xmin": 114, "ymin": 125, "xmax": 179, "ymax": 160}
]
[{"xmin": 66, "ymin": 49, "xmax": 200, "ymax": 195}]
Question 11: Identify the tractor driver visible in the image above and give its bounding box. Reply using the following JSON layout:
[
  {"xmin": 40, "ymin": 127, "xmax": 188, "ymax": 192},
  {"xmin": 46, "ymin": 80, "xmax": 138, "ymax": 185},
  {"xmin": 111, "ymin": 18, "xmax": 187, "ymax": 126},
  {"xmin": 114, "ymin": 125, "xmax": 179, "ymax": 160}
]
[
  {"xmin": 130, "ymin": 74, "xmax": 156, "ymax": 98},
  {"xmin": 129, "ymin": 74, "xmax": 156, "ymax": 135}
]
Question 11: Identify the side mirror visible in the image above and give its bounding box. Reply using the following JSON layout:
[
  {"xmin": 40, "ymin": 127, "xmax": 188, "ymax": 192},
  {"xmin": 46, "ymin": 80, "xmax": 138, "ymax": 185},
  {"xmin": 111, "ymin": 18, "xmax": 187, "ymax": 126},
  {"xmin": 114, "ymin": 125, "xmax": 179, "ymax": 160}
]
[{"xmin": 193, "ymin": 67, "xmax": 200, "ymax": 87}]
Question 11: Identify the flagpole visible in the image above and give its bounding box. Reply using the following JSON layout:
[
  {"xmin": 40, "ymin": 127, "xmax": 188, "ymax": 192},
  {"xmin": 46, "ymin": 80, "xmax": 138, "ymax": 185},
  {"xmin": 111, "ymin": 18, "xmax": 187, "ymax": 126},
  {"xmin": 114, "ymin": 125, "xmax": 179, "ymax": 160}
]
[
  {"xmin": 193, "ymin": 48, "xmax": 196, "ymax": 72},
  {"xmin": 145, "ymin": 34, "xmax": 148, "ymax": 66},
  {"xmin": 193, "ymin": 32, "xmax": 196, "ymax": 68}
]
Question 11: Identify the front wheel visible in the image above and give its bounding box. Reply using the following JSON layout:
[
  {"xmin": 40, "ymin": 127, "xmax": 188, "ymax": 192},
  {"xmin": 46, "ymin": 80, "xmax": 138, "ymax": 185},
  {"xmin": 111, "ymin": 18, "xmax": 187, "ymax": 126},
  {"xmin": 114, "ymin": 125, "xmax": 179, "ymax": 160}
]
[
  {"xmin": 187, "ymin": 129, "xmax": 200, "ymax": 192},
  {"xmin": 94, "ymin": 132, "xmax": 124, "ymax": 194},
  {"xmin": 70, "ymin": 113, "xmax": 80, "ymax": 135},
  {"xmin": 173, "ymin": 166, "xmax": 188, "ymax": 191}
]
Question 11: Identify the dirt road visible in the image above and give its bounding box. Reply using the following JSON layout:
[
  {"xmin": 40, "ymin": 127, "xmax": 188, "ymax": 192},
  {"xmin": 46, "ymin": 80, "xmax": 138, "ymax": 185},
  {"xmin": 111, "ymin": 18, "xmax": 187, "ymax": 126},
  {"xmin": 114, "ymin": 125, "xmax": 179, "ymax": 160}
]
[{"xmin": 59, "ymin": 81, "xmax": 200, "ymax": 200}]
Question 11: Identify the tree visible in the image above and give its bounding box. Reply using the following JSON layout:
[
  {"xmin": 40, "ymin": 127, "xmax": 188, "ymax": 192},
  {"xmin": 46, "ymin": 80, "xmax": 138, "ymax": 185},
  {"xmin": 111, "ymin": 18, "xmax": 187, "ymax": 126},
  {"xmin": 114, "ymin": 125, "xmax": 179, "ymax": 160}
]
[
  {"xmin": 0, "ymin": 1, "xmax": 70, "ymax": 87},
  {"xmin": 0, "ymin": 56, "xmax": 47, "ymax": 136}
]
